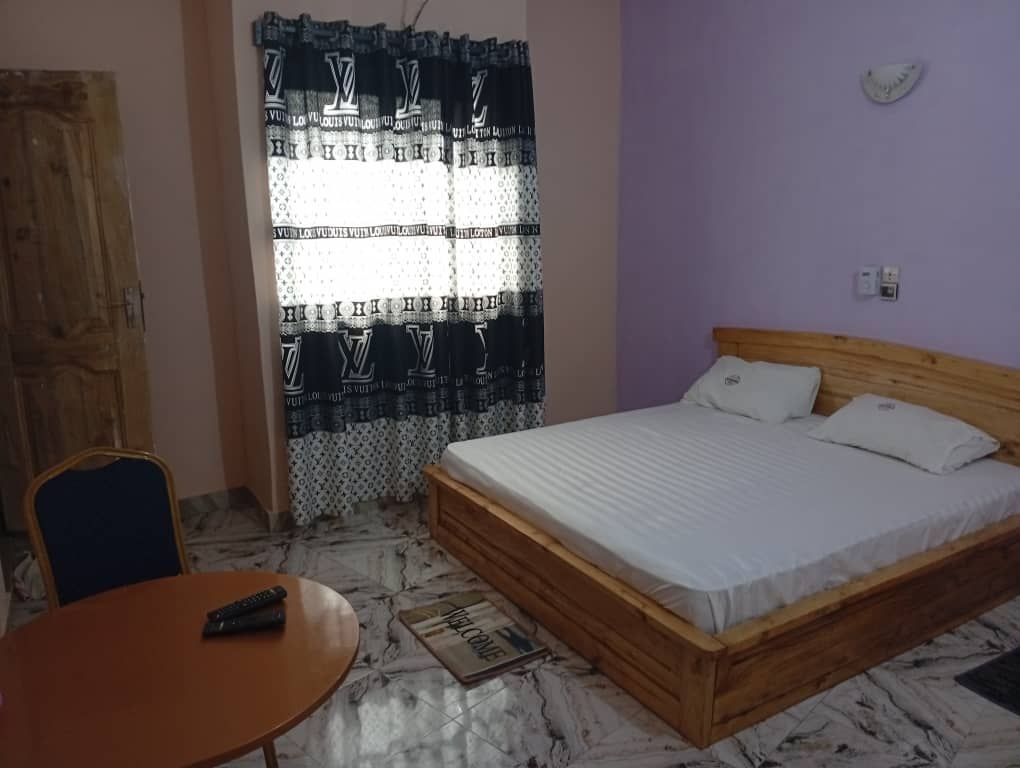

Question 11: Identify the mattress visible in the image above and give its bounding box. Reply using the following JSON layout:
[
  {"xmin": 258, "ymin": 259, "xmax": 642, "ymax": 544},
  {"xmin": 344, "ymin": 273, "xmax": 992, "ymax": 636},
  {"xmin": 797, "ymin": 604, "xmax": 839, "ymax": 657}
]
[{"xmin": 441, "ymin": 402, "xmax": 1020, "ymax": 633}]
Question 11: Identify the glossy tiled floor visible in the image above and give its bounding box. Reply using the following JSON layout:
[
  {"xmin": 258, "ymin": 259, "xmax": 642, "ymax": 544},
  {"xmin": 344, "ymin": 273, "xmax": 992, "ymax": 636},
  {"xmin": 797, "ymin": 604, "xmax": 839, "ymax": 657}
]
[{"xmin": 7, "ymin": 498, "xmax": 1020, "ymax": 767}]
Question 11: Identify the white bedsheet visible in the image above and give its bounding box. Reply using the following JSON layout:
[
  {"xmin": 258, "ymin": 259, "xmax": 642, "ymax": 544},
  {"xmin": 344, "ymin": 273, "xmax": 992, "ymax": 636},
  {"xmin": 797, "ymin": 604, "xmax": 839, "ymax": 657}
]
[{"xmin": 441, "ymin": 402, "xmax": 1020, "ymax": 633}]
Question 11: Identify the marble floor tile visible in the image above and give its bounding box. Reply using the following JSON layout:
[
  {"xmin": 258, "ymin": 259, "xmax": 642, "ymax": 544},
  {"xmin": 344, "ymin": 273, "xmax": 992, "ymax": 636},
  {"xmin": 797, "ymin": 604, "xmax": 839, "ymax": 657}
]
[
  {"xmin": 187, "ymin": 537, "xmax": 388, "ymax": 594},
  {"xmin": 356, "ymin": 497, "xmax": 429, "ymax": 538},
  {"xmin": 187, "ymin": 537, "xmax": 391, "ymax": 598},
  {"xmin": 305, "ymin": 537, "xmax": 413, "ymax": 594},
  {"xmin": 283, "ymin": 548, "xmax": 404, "ymax": 675},
  {"xmin": 569, "ymin": 757, "xmax": 733, "ymax": 768},
  {"xmin": 564, "ymin": 693, "xmax": 823, "ymax": 768},
  {"xmin": 390, "ymin": 536, "xmax": 471, "ymax": 592},
  {"xmin": 224, "ymin": 754, "xmax": 319, "ymax": 768},
  {"xmin": 975, "ymin": 597, "xmax": 1020, "ymax": 647},
  {"xmin": 384, "ymin": 719, "xmax": 516, "ymax": 768},
  {"xmin": 312, "ymin": 533, "xmax": 471, "ymax": 595},
  {"xmin": 454, "ymin": 649, "xmax": 646, "ymax": 768},
  {"xmin": 394, "ymin": 564, "xmax": 494, "ymax": 609},
  {"xmin": 708, "ymin": 694, "xmax": 825, "ymax": 768},
  {"xmin": 769, "ymin": 667, "xmax": 975, "ymax": 768},
  {"xmin": 180, "ymin": 502, "xmax": 272, "ymax": 544},
  {"xmin": 950, "ymin": 697, "xmax": 1020, "ymax": 768},
  {"xmin": 350, "ymin": 594, "xmax": 406, "ymax": 672},
  {"xmin": 389, "ymin": 663, "xmax": 507, "ymax": 718},
  {"xmin": 5, "ymin": 597, "xmax": 47, "ymax": 632},
  {"xmin": 563, "ymin": 705, "xmax": 722, "ymax": 768},
  {"xmin": 220, "ymin": 735, "xmax": 319, "ymax": 768},
  {"xmin": 299, "ymin": 498, "xmax": 429, "ymax": 547},
  {"xmin": 187, "ymin": 536, "xmax": 304, "ymax": 575},
  {"xmin": 287, "ymin": 670, "xmax": 453, "ymax": 768},
  {"xmin": 285, "ymin": 545, "xmax": 394, "ymax": 598}
]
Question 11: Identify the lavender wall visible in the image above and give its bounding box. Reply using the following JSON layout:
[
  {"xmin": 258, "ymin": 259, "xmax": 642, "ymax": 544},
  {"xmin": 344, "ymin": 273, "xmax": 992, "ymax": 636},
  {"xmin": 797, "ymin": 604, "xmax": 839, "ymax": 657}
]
[{"xmin": 617, "ymin": 0, "xmax": 1020, "ymax": 410}]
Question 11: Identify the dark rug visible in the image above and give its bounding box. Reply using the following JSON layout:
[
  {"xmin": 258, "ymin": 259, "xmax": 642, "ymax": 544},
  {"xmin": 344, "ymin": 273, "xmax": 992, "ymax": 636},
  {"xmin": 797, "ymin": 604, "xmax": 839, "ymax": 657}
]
[{"xmin": 956, "ymin": 647, "xmax": 1020, "ymax": 717}]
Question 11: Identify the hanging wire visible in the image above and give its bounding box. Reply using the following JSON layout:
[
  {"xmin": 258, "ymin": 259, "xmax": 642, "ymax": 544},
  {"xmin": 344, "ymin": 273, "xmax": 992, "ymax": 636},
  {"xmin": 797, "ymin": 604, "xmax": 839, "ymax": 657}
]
[{"xmin": 408, "ymin": 0, "xmax": 432, "ymax": 30}]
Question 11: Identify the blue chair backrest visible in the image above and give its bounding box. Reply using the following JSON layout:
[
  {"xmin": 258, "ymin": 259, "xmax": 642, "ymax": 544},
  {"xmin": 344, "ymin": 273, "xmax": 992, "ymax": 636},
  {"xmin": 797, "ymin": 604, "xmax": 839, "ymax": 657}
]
[{"xmin": 33, "ymin": 456, "xmax": 185, "ymax": 606}]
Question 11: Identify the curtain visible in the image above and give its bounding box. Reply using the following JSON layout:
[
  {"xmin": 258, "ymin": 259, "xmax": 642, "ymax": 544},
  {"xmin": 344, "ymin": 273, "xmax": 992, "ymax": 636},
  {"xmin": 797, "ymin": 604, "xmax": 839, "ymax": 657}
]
[{"xmin": 257, "ymin": 14, "xmax": 545, "ymax": 525}]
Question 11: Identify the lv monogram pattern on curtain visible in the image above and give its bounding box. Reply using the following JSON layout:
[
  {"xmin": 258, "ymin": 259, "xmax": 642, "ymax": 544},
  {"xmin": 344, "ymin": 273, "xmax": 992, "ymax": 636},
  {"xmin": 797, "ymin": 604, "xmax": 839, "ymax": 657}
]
[{"xmin": 257, "ymin": 14, "xmax": 545, "ymax": 524}]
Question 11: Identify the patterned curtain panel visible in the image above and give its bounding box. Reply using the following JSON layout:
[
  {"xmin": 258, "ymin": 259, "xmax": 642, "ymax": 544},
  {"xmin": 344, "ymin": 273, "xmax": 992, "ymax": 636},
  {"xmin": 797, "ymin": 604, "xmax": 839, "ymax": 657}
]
[{"xmin": 256, "ymin": 15, "xmax": 545, "ymax": 525}]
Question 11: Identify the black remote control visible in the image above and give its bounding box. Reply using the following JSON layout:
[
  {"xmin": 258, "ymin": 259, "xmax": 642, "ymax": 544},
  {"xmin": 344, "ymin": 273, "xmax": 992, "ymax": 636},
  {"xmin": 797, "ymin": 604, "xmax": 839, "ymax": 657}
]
[
  {"xmin": 203, "ymin": 608, "xmax": 286, "ymax": 637},
  {"xmin": 207, "ymin": 586, "xmax": 287, "ymax": 621}
]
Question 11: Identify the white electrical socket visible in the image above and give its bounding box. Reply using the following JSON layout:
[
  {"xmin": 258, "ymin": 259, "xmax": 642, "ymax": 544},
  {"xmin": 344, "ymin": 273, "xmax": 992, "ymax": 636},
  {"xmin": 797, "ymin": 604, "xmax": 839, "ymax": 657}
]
[{"xmin": 881, "ymin": 265, "xmax": 901, "ymax": 284}]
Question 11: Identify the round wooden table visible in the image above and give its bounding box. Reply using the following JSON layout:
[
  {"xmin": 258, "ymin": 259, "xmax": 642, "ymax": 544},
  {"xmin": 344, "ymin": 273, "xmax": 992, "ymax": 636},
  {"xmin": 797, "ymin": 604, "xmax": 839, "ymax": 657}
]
[{"xmin": 0, "ymin": 571, "xmax": 359, "ymax": 768}]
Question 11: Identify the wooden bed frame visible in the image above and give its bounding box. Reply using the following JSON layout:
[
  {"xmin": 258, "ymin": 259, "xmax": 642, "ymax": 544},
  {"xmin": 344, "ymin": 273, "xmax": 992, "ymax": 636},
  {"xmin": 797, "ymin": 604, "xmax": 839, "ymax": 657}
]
[{"xmin": 424, "ymin": 328, "xmax": 1020, "ymax": 748}]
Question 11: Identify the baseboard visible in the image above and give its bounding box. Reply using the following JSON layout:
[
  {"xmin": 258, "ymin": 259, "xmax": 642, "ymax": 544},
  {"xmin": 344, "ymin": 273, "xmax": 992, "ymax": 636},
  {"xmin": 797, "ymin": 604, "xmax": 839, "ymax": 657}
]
[
  {"xmin": 178, "ymin": 486, "xmax": 286, "ymax": 533},
  {"xmin": 265, "ymin": 508, "xmax": 292, "ymax": 533}
]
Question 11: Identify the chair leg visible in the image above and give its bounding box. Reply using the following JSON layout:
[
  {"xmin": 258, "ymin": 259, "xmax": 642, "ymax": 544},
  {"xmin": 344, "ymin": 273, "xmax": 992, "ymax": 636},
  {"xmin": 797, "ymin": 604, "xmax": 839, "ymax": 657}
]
[{"xmin": 262, "ymin": 741, "xmax": 279, "ymax": 768}]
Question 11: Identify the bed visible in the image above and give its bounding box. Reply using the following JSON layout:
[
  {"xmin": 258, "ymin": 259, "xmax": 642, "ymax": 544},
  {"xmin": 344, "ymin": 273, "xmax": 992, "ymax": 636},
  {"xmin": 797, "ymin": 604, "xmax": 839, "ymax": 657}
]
[{"xmin": 424, "ymin": 328, "xmax": 1020, "ymax": 747}]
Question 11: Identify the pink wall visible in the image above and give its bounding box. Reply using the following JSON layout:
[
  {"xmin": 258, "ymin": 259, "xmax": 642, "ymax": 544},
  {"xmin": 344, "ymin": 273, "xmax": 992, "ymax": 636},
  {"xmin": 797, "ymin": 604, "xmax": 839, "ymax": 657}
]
[
  {"xmin": 618, "ymin": 0, "xmax": 1020, "ymax": 411},
  {"xmin": 529, "ymin": 0, "xmax": 620, "ymax": 424},
  {"xmin": 198, "ymin": 0, "xmax": 288, "ymax": 515},
  {"xmin": 0, "ymin": 0, "xmax": 245, "ymax": 497}
]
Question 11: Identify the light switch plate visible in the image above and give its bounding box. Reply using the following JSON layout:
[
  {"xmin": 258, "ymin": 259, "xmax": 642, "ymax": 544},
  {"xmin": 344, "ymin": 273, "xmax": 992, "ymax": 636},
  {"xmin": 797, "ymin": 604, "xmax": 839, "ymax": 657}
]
[{"xmin": 856, "ymin": 266, "xmax": 880, "ymax": 296}]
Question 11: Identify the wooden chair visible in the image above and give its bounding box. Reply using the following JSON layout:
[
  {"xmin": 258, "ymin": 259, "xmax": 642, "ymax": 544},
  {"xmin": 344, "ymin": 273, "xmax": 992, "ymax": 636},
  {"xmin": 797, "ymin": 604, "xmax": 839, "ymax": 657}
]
[
  {"xmin": 22, "ymin": 446, "xmax": 282, "ymax": 767},
  {"xmin": 23, "ymin": 447, "xmax": 190, "ymax": 610}
]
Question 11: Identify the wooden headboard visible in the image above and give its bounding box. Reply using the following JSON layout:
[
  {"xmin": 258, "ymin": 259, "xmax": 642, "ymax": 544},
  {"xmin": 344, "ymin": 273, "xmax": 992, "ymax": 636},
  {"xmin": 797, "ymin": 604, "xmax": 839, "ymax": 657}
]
[{"xmin": 713, "ymin": 328, "xmax": 1020, "ymax": 467}]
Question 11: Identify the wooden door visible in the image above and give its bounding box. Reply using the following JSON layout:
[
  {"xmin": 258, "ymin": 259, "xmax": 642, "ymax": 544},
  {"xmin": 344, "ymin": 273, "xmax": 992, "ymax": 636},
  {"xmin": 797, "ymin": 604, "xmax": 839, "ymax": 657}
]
[{"xmin": 0, "ymin": 71, "xmax": 152, "ymax": 530}]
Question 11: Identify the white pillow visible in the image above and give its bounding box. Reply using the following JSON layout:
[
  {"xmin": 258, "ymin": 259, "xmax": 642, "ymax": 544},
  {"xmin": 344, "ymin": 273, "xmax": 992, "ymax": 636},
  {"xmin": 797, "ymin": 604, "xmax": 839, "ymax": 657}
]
[
  {"xmin": 808, "ymin": 394, "xmax": 999, "ymax": 474},
  {"xmin": 683, "ymin": 356, "xmax": 821, "ymax": 424}
]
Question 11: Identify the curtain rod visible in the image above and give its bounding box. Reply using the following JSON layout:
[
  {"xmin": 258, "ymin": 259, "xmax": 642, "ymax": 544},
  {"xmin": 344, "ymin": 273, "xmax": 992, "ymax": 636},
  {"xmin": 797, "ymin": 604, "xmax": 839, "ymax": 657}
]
[
  {"xmin": 253, "ymin": 4, "xmax": 431, "ymax": 47},
  {"xmin": 253, "ymin": 12, "xmax": 306, "ymax": 46}
]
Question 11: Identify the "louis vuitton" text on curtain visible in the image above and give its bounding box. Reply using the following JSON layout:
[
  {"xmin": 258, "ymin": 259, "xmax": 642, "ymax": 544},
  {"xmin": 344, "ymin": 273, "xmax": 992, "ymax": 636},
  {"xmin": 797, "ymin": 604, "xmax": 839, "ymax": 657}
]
[{"xmin": 256, "ymin": 13, "xmax": 545, "ymax": 524}]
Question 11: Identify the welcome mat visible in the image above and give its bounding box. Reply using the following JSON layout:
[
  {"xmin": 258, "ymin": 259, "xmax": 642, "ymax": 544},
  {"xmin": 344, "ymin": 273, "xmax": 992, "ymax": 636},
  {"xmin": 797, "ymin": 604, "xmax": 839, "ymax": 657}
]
[
  {"xmin": 399, "ymin": 592, "xmax": 548, "ymax": 683},
  {"xmin": 955, "ymin": 647, "xmax": 1020, "ymax": 717}
]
